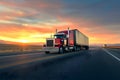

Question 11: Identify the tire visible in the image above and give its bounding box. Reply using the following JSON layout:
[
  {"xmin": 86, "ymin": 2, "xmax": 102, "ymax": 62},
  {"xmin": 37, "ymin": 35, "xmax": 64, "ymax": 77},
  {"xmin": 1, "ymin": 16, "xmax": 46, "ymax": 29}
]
[
  {"xmin": 59, "ymin": 47, "xmax": 64, "ymax": 54},
  {"xmin": 85, "ymin": 46, "xmax": 89, "ymax": 50},
  {"xmin": 45, "ymin": 51, "xmax": 50, "ymax": 54},
  {"xmin": 73, "ymin": 46, "xmax": 77, "ymax": 51}
]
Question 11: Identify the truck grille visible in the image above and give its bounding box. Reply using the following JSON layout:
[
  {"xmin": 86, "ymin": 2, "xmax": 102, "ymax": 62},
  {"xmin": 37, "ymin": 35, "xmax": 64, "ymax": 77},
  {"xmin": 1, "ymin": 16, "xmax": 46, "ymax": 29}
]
[{"xmin": 46, "ymin": 40, "xmax": 54, "ymax": 47}]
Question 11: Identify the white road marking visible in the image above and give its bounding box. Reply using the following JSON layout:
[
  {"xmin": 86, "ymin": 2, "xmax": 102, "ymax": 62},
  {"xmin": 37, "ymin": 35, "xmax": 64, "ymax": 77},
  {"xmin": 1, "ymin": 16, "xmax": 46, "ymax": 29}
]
[{"xmin": 103, "ymin": 48, "xmax": 120, "ymax": 62}]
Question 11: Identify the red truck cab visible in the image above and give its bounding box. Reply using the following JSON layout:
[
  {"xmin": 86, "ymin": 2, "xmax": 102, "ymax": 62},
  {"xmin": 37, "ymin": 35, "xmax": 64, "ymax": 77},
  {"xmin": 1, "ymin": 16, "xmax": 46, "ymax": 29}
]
[{"xmin": 54, "ymin": 33, "xmax": 67, "ymax": 47}]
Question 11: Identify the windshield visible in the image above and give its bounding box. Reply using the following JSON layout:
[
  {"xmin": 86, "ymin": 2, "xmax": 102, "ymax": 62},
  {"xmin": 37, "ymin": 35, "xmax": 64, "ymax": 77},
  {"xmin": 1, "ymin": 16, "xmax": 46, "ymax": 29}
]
[{"xmin": 54, "ymin": 35, "xmax": 66, "ymax": 39}]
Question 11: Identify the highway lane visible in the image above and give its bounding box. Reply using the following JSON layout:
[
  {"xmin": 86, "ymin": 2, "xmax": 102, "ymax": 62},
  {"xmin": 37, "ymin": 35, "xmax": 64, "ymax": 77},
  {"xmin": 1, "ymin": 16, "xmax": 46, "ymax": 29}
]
[
  {"xmin": 0, "ymin": 50, "xmax": 80, "ymax": 69},
  {"xmin": 0, "ymin": 52, "xmax": 58, "ymax": 69},
  {"xmin": 105, "ymin": 48, "xmax": 120, "ymax": 59},
  {"xmin": 0, "ymin": 47, "xmax": 120, "ymax": 80}
]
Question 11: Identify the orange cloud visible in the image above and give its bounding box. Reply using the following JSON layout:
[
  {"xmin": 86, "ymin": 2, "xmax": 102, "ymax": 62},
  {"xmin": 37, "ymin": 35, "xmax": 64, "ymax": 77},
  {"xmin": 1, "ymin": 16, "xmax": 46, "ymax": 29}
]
[
  {"xmin": 0, "ymin": 24, "xmax": 57, "ymax": 44},
  {"xmin": 0, "ymin": 0, "xmax": 62, "ymax": 10},
  {"xmin": 0, "ymin": 18, "xmax": 119, "ymax": 45}
]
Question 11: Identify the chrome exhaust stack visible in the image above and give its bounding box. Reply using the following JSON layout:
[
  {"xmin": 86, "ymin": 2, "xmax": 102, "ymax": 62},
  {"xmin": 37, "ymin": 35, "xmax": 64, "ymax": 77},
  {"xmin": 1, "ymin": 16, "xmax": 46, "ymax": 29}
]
[
  {"xmin": 67, "ymin": 27, "xmax": 70, "ymax": 38},
  {"xmin": 56, "ymin": 29, "xmax": 58, "ymax": 33}
]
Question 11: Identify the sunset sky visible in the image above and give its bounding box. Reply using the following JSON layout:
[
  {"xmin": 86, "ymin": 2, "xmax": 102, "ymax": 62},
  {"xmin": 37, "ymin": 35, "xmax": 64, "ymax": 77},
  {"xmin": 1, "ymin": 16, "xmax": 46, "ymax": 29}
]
[{"xmin": 0, "ymin": 0, "xmax": 120, "ymax": 45}]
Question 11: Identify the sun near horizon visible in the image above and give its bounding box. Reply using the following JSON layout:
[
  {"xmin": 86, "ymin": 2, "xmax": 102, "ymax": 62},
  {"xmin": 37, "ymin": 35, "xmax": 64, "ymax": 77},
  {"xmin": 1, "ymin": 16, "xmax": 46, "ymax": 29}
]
[
  {"xmin": 19, "ymin": 40, "xmax": 29, "ymax": 43},
  {"xmin": 0, "ymin": 29, "xmax": 120, "ymax": 46},
  {"xmin": 0, "ymin": 0, "xmax": 120, "ymax": 46}
]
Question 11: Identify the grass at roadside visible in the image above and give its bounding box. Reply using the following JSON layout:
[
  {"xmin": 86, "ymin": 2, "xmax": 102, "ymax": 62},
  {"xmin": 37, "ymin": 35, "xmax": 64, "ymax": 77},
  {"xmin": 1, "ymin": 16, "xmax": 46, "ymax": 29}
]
[
  {"xmin": 104, "ymin": 46, "xmax": 120, "ymax": 49},
  {"xmin": 0, "ymin": 44, "xmax": 42, "ymax": 53}
]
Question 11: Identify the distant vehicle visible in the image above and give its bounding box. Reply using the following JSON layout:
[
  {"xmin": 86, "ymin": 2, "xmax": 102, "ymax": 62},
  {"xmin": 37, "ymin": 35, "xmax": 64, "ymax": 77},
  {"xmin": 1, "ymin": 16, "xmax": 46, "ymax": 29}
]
[{"xmin": 43, "ymin": 28, "xmax": 89, "ymax": 54}]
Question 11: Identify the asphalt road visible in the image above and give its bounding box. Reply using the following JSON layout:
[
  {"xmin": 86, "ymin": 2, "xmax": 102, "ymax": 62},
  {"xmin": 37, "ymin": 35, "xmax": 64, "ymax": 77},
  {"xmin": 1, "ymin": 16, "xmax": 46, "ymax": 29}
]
[{"xmin": 0, "ymin": 47, "xmax": 120, "ymax": 80}]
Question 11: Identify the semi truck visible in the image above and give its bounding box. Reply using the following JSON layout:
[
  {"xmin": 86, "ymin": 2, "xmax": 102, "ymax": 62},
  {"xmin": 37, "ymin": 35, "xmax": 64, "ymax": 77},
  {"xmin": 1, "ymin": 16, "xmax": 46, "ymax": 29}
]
[{"xmin": 43, "ymin": 28, "xmax": 89, "ymax": 54}]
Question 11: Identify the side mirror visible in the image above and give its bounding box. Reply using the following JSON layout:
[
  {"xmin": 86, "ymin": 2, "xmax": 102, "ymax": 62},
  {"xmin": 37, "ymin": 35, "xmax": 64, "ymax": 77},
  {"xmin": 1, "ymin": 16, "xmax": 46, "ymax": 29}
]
[{"xmin": 43, "ymin": 44, "xmax": 46, "ymax": 47}]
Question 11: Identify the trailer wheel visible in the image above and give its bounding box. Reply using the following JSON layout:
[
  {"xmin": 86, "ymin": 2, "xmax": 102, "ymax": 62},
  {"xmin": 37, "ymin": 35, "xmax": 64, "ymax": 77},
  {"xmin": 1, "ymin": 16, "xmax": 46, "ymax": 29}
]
[{"xmin": 59, "ymin": 47, "xmax": 64, "ymax": 54}]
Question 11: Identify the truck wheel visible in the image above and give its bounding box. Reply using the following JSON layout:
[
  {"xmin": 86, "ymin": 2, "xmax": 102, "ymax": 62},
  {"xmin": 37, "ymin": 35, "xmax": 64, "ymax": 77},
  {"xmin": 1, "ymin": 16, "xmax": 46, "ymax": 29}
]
[
  {"xmin": 73, "ymin": 46, "xmax": 77, "ymax": 51},
  {"xmin": 45, "ymin": 51, "xmax": 50, "ymax": 54},
  {"xmin": 85, "ymin": 46, "xmax": 89, "ymax": 50},
  {"xmin": 59, "ymin": 47, "xmax": 64, "ymax": 54}
]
